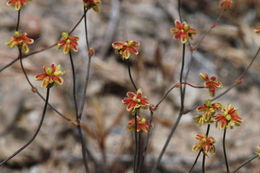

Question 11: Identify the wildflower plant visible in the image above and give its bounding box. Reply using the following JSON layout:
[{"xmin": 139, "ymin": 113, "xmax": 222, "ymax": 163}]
[
  {"xmin": 6, "ymin": 31, "xmax": 34, "ymax": 53},
  {"xmin": 220, "ymin": 0, "xmax": 232, "ymax": 10},
  {"xmin": 128, "ymin": 116, "xmax": 149, "ymax": 133},
  {"xmin": 215, "ymin": 104, "xmax": 242, "ymax": 129},
  {"xmin": 83, "ymin": 0, "xmax": 101, "ymax": 12},
  {"xmin": 112, "ymin": 40, "xmax": 140, "ymax": 60},
  {"xmin": 194, "ymin": 100, "xmax": 222, "ymax": 125},
  {"xmin": 57, "ymin": 32, "xmax": 79, "ymax": 54},
  {"xmin": 199, "ymin": 73, "xmax": 223, "ymax": 97},
  {"xmin": 6, "ymin": 0, "xmax": 32, "ymax": 10},
  {"xmin": 170, "ymin": 20, "xmax": 197, "ymax": 44},
  {"xmin": 192, "ymin": 134, "xmax": 216, "ymax": 155},
  {"xmin": 122, "ymin": 89, "xmax": 149, "ymax": 113},
  {"xmin": 35, "ymin": 64, "xmax": 65, "ymax": 88}
]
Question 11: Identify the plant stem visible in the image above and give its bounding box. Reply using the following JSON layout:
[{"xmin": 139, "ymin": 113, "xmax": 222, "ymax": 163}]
[
  {"xmin": 0, "ymin": 87, "xmax": 50, "ymax": 165},
  {"xmin": 69, "ymin": 52, "xmax": 89, "ymax": 173},
  {"xmin": 232, "ymin": 154, "xmax": 258, "ymax": 173},
  {"xmin": 188, "ymin": 150, "xmax": 202, "ymax": 173},
  {"xmin": 78, "ymin": 8, "xmax": 92, "ymax": 119},
  {"xmin": 127, "ymin": 60, "xmax": 138, "ymax": 91},
  {"xmin": 202, "ymin": 153, "xmax": 206, "ymax": 173},
  {"xmin": 133, "ymin": 112, "xmax": 138, "ymax": 173},
  {"xmin": 151, "ymin": 44, "xmax": 186, "ymax": 173},
  {"xmin": 223, "ymin": 128, "xmax": 230, "ymax": 173},
  {"xmin": 138, "ymin": 110, "xmax": 154, "ymax": 173}
]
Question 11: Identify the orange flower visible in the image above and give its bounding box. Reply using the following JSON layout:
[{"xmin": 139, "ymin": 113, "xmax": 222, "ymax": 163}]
[
  {"xmin": 128, "ymin": 116, "xmax": 149, "ymax": 133},
  {"xmin": 112, "ymin": 40, "xmax": 140, "ymax": 60},
  {"xmin": 122, "ymin": 89, "xmax": 149, "ymax": 113},
  {"xmin": 194, "ymin": 100, "xmax": 222, "ymax": 125},
  {"xmin": 199, "ymin": 73, "xmax": 223, "ymax": 97},
  {"xmin": 6, "ymin": 31, "xmax": 34, "ymax": 53},
  {"xmin": 83, "ymin": 0, "xmax": 101, "ymax": 12},
  {"xmin": 192, "ymin": 134, "xmax": 216, "ymax": 154},
  {"xmin": 35, "ymin": 64, "xmax": 65, "ymax": 88},
  {"xmin": 255, "ymin": 27, "xmax": 260, "ymax": 33},
  {"xmin": 256, "ymin": 146, "xmax": 260, "ymax": 158},
  {"xmin": 57, "ymin": 32, "xmax": 79, "ymax": 54},
  {"xmin": 170, "ymin": 20, "xmax": 197, "ymax": 44},
  {"xmin": 220, "ymin": 0, "xmax": 232, "ymax": 10},
  {"xmin": 6, "ymin": 0, "xmax": 31, "ymax": 10},
  {"xmin": 215, "ymin": 104, "xmax": 242, "ymax": 129}
]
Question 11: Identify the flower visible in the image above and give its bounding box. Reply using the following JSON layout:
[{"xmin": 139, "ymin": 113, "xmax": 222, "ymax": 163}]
[
  {"xmin": 194, "ymin": 100, "xmax": 222, "ymax": 125},
  {"xmin": 35, "ymin": 64, "xmax": 65, "ymax": 88},
  {"xmin": 192, "ymin": 134, "xmax": 216, "ymax": 154},
  {"xmin": 255, "ymin": 27, "xmax": 260, "ymax": 33},
  {"xmin": 83, "ymin": 0, "xmax": 101, "ymax": 12},
  {"xmin": 215, "ymin": 104, "xmax": 242, "ymax": 129},
  {"xmin": 170, "ymin": 20, "xmax": 197, "ymax": 44},
  {"xmin": 6, "ymin": 31, "xmax": 34, "ymax": 53},
  {"xmin": 57, "ymin": 32, "xmax": 79, "ymax": 54},
  {"xmin": 220, "ymin": 0, "xmax": 232, "ymax": 10},
  {"xmin": 199, "ymin": 73, "xmax": 223, "ymax": 97},
  {"xmin": 6, "ymin": 0, "xmax": 31, "ymax": 10},
  {"xmin": 112, "ymin": 40, "xmax": 140, "ymax": 60},
  {"xmin": 256, "ymin": 146, "xmax": 260, "ymax": 158},
  {"xmin": 128, "ymin": 116, "xmax": 149, "ymax": 133},
  {"xmin": 122, "ymin": 89, "xmax": 149, "ymax": 112}
]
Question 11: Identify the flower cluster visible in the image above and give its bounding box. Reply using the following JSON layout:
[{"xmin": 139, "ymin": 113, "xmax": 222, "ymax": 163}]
[
  {"xmin": 112, "ymin": 40, "xmax": 140, "ymax": 60},
  {"xmin": 255, "ymin": 27, "xmax": 260, "ymax": 33},
  {"xmin": 83, "ymin": 0, "xmax": 101, "ymax": 12},
  {"xmin": 6, "ymin": 31, "xmax": 34, "ymax": 53},
  {"xmin": 199, "ymin": 73, "xmax": 223, "ymax": 97},
  {"xmin": 256, "ymin": 146, "xmax": 260, "ymax": 158},
  {"xmin": 215, "ymin": 104, "xmax": 242, "ymax": 129},
  {"xmin": 192, "ymin": 134, "xmax": 216, "ymax": 154},
  {"xmin": 128, "ymin": 116, "xmax": 149, "ymax": 133},
  {"xmin": 6, "ymin": 0, "xmax": 32, "ymax": 10},
  {"xmin": 170, "ymin": 20, "xmax": 197, "ymax": 44},
  {"xmin": 35, "ymin": 64, "xmax": 65, "ymax": 88},
  {"xmin": 57, "ymin": 32, "xmax": 79, "ymax": 54},
  {"xmin": 122, "ymin": 89, "xmax": 149, "ymax": 113},
  {"xmin": 220, "ymin": 0, "xmax": 232, "ymax": 10},
  {"xmin": 122, "ymin": 89, "xmax": 151, "ymax": 133},
  {"xmin": 194, "ymin": 100, "xmax": 222, "ymax": 125}
]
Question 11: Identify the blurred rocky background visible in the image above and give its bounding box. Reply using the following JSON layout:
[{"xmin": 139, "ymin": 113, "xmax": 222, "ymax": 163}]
[{"xmin": 0, "ymin": 0, "xmax": 259, "ymax": 172}]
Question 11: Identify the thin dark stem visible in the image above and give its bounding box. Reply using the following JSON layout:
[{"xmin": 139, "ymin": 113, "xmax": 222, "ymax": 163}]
[
  {"xmin": 188, "ymin": 150, "xmax": 202, "ymax": 173},
  {"xmin": 178, "ymin": 0, "xmax": 182, "ymax": 21},
  {"xmin": 202, "ymin": 153, "xmax": 206, "ymax": 173},
  {"xmin": 194, "ymin": 10, "xmax": 224, "ymax": 49},
  {"xmin": 69, "ymin": 10, "xmax": 88, "ymax": 35},
  {"xmin": 16, "ymin": 9, "xmax": 21, "ymax": 31},
  {"xmin": 138, "ymin": 110, "xmax": 154, "ymax": 173},
  {"xmin": 69, "ymin": 52, "xmax": 79, "ymax": 118},
  {"xmin": 69, "ymin": 52, "xmax": 89, "ymax": 173},
  {"xmin": 136, "ymin": 132, "xmax": 142, "ymax": 173},
  {"xmin": 151, "ymin": 44, "xmax": 186, "ymax": 173},
  {"xmin": 223, "ymin": 128, "xmax": 230, "ymax": 173},
  {"xmin": 232, "ymin": 154, "xmax": 258, "ymax": 173},
  {"xmin": 127, "ymin": 60, "xmax": 138, "ymax": 91},
  {"xmin": 155, "ymin": 82, "xmax": 204, "ymax": 109},
  {"xmin": 202, "ymin": 124, "xmax": 211, "ymax": 173},
  {"xmin": 78, "ymin": 8, "xmax": 92, "ymax": 119},
  {"xmin": 0, "ymin": 87, "xmax": 50, "ymax": 165},
  {"xmin": 134, "ymin": 112, "xmax": 138, "ymax": 173}
]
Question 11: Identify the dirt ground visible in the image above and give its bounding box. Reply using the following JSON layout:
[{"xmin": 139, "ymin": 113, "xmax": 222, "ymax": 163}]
[{"xmin": 0, "ymin": 0, "xmax": 259, "ymax": 172}]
